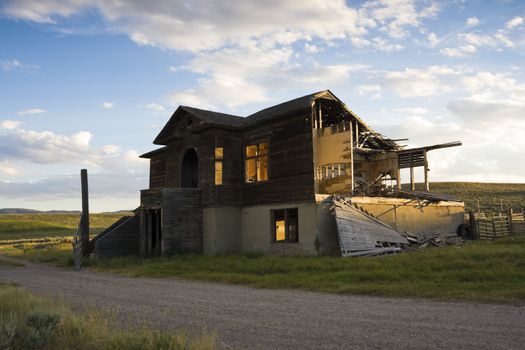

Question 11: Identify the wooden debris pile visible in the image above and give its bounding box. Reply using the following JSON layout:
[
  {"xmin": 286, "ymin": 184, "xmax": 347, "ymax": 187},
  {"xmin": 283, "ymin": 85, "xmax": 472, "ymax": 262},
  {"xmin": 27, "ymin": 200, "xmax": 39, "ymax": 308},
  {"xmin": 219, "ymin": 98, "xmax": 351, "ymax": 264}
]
[{"xmin": 402, "ymin": 232, "xmax": 464, "ymax": 250}]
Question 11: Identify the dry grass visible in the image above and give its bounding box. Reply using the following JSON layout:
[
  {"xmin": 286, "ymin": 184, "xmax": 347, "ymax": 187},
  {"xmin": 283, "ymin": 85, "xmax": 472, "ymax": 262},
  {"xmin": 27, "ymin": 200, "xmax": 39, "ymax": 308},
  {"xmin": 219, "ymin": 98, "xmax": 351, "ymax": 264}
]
[
  {"xmin": 0, "ymin": 282, "xmax": 218, "ymax": 350},
  {"xmin": 0, "ymin": 213, "xmax": 132, "ymax": 240},
  {"xmin": 2, "ymin": 236, "xmax": 525, "ymax": 303}
]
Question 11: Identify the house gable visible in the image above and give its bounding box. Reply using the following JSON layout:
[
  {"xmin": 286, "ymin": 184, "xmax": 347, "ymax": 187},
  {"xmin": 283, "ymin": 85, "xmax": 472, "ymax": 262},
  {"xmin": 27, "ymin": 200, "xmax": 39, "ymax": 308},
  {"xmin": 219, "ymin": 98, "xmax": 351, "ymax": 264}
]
[{"xmin": 153, "ymin": 106, "xmax": 246, "ymax": 145}]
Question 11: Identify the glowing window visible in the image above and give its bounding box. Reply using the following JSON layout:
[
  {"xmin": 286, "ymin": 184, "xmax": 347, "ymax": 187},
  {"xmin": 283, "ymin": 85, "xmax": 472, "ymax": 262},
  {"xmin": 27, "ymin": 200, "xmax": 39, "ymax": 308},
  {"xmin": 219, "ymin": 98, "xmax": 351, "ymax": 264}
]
[
  {"xmin": 245, "ymin": 142, "xmax": 268, "ymax": 183},
  {"xmin": 272, "ymin": 208, "xmax": 298, "ymax": 243},
  {"xmin": 215, "ymin": 147, "xmax": 223, "ymax": 185}
]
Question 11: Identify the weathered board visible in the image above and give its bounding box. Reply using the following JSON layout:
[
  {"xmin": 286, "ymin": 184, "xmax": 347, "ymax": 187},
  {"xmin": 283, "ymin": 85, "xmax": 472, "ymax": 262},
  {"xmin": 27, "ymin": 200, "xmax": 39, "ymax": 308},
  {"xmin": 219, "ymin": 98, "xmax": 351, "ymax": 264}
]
[
  {"xmin": 333, "ymin": 197, "xmax": 408, "ymax": 257},
  {"xmin": 94, "ymin": 215, "xmax": 140, "ymax": 257}
]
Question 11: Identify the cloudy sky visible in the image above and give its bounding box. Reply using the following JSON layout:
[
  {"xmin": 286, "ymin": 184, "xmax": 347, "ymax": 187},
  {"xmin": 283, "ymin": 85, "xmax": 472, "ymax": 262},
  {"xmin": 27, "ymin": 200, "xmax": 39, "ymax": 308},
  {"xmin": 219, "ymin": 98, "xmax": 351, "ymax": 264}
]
[{"xmin": 1, "ymin": 0, "xmax": 524, "ymax": 211}]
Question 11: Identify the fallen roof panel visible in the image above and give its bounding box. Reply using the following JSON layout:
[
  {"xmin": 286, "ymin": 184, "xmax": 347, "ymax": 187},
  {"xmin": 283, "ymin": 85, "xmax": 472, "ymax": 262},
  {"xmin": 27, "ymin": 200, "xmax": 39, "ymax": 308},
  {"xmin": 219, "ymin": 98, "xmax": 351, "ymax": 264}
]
[{"xmin": 332, "ymin": 197, "xmax": 409, "ymax": 257}]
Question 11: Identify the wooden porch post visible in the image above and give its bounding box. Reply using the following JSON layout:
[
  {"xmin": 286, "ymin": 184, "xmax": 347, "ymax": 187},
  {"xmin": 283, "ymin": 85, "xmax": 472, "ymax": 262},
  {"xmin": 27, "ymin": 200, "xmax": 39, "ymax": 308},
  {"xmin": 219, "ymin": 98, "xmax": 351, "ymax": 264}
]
[
  {"xmin": 410, "ymin": 166, "xmax": 415, "ymax": 191},
  {"xmin": 424, "ymin": 151, "xmax": 429, "ymax": 192}
]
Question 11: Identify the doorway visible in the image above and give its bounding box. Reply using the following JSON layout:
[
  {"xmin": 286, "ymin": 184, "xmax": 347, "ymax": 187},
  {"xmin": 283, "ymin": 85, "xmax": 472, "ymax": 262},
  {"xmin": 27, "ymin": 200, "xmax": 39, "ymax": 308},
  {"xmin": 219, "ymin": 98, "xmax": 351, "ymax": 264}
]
[
  {"xmin": 147, "ymin": 209, "xmax": 162, "ymax": 256},
  {"xmin": 181, "ymin": 148, "xmax": 199, "ymax": 188}
]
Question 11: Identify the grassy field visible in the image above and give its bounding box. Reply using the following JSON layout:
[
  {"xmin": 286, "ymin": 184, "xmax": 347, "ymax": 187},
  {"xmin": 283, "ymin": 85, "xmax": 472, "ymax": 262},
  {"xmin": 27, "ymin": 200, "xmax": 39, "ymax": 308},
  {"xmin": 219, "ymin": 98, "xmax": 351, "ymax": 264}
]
[
  {"xmin": 2, "ymin": 236, "xmax": 525, "ymax": 303},
  {"xmin": 0, "ymin": 282, "xmax": 217, "ymax": 350},
  {"xmin": 0, "ymin": 213, "xmax": 132, "ymax": 240},
  {"xmin": 430, "ymin": 182, "xmax": 525, "ymax": 213}
]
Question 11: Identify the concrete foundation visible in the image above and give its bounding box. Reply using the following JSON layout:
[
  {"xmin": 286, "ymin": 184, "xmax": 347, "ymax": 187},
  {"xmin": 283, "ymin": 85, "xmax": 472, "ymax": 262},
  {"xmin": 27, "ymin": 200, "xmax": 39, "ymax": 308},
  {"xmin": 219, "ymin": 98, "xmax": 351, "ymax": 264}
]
[
  {"xmin": 350, "ymin": 196, "xmax": 464, "ymax": 235},
  {"xmin": 240, "ymin": 201, "xmax": 319, "ymax": 255},
  {"xmin": 203, "ymin": 206, "xmax": 241, "ymax": 254}
]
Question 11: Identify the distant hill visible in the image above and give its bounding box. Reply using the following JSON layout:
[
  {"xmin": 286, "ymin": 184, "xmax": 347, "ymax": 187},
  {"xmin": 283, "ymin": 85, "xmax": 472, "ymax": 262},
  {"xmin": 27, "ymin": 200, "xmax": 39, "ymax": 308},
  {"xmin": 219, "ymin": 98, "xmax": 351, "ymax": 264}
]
[
  {"xmin": 0, "ymin": 208, "xmax": 132, "ymax": 215},
  {"xmin": 0, "ymin": 208, "xmax": 43, "ymax": 214},
  {"xmin": 411, "ymin": 182, "xmax": 525, "ymax": 213}
]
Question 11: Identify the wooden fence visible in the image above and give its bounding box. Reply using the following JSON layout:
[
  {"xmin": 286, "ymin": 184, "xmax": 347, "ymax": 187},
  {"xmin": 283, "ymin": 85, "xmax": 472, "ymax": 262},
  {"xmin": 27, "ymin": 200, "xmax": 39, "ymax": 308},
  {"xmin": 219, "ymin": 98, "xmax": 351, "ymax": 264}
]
[{"xmin": 472, "ymin": 209, "xmax": 525, "ymax": 240}]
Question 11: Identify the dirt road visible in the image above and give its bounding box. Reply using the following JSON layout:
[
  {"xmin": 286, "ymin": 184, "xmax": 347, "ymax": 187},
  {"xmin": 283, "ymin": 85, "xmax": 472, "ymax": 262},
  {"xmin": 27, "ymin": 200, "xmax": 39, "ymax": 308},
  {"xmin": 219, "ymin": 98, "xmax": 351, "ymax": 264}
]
[{"xmin": 1, "ymin": 258, "xmax": 524, "ymax": 349}]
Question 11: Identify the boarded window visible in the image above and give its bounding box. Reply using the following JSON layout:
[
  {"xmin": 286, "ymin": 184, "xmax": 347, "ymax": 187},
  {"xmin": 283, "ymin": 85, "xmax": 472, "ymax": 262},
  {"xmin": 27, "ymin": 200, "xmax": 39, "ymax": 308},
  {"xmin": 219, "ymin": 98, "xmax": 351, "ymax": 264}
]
[
  {"xmin": 215, "ymin": 147, "xmax": 223, "ymax": 185},
  {"xmin": 245, "ymin": 142, "xmax": 268, "ymax": 183},
  {"xmin": 272, "ymin": 208, "xmax": 299, "ymax": 243}
]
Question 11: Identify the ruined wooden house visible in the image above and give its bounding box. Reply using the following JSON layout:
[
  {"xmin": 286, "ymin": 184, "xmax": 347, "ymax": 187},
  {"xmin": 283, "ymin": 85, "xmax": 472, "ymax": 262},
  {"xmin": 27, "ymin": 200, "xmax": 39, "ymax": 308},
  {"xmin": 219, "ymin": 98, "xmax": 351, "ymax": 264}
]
[{"xmin": 92, "ymin": 90, "xmax": 464, "ymax": 257}]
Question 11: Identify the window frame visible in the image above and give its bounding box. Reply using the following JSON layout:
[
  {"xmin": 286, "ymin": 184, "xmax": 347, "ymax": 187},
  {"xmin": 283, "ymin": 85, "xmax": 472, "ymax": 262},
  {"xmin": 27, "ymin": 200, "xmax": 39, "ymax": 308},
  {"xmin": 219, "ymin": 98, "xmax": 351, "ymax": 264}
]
[
  {"xmin": 270, "ymin": 208, "xmax": 299, "ymax": 244},
  {"xmin": 244, "ymin": 141, "xmax": 269, "ymax": 184},
  {"xmin": 214, "ymin": 147, "xmax": 224, "ymax": 186}
]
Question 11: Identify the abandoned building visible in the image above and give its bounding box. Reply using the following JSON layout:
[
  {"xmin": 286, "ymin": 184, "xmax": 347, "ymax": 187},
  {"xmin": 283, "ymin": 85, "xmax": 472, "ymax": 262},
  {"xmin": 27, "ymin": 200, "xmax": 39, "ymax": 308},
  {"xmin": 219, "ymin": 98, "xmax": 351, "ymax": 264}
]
[{"xmin": 91, "ymin": 90, "xmax": 465, "ymax": 257}]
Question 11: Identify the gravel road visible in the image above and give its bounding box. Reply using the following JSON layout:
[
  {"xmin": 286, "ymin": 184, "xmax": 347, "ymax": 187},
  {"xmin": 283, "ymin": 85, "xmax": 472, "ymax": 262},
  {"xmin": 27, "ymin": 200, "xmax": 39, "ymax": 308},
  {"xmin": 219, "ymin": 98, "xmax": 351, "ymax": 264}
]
[{"xmin": 1, "ymin": 257, "xmax": 524, "ymax": 349}]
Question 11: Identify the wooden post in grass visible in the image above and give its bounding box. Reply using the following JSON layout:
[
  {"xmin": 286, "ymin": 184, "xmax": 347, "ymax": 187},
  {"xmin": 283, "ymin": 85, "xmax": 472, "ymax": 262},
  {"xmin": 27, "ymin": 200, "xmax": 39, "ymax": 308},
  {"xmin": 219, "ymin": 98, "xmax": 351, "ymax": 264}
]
[
  {"xmin": 80, "ymin": 169, "xmax": 90, "ymax": 257},
  {"xmin": 469, "ymin": 212, "xmax": 478, "ymax": 240},
  {"xmin": 508, "ymin": 208, "xmax": 514, "ymax": 235}
]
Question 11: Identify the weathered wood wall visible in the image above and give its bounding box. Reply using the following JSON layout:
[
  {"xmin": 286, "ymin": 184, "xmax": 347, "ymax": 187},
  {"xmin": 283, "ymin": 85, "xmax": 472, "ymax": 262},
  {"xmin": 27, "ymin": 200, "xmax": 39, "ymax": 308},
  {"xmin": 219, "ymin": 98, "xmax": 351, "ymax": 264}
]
[
  {"xmin": 161, "ymin": 188, "xmax": 203, "ymax": 253},
  {"xmin": 149, "ymin": 153, "xmax": 166, "ymax": 188},
  {"xmin": 94, "ymin": 215, "xmax": 140, "ymax": 257},
  {"xmin": 241, "ymin": 110, "xmax": 315, "ymax": 206}
]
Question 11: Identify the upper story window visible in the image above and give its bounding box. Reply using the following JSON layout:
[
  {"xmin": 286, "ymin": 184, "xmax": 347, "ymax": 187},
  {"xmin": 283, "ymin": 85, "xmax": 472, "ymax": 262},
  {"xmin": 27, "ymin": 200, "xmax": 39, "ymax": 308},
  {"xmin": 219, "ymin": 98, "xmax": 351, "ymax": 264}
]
[
  {"xmin": 245, "ymin": 142, "xmax": 268, "ymax": 183},
  {"xmin": 215, "ymin": 147, "xmax": 223, "ymax": 185}
]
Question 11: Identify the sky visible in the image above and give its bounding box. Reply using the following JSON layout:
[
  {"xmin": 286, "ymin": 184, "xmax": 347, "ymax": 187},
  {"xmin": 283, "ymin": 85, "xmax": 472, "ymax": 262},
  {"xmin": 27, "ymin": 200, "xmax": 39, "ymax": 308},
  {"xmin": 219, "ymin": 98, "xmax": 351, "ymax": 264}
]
[{"xmin": 0, "ymin": 0, "xmax": 524, "ymax": 212}]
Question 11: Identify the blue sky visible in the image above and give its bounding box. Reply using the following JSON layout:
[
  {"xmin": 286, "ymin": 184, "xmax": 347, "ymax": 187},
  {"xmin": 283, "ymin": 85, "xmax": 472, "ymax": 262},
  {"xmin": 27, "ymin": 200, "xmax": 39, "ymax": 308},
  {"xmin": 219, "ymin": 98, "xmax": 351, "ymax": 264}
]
[{"xmin": 1, "ymin": 0, "xmax": 524, "ymax": 211}]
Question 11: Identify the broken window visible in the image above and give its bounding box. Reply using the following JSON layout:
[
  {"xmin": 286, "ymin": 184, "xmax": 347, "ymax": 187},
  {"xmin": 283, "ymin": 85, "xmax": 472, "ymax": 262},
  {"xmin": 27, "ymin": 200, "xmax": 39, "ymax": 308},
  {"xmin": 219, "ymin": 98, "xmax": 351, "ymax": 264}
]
[
  {"xmin": 316, "ymin": 163, "xmax": 348, "ymax": 181},
  {"xmin": 215, "ymin": 147, "xmax": 223, "ymax": 185},
  {"xmin": 272, "ymin": 208, "xmax": 298, "ymax": 243},
  {"xmin": 245, "ymin": 142, "xmax": 268, "ymax": 183}
]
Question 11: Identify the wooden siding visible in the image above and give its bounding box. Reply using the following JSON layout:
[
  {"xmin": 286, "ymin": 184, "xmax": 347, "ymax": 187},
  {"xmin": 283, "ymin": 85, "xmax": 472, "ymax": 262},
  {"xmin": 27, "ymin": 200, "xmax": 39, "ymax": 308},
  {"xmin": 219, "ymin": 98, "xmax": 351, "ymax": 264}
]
[
  {"xmin": 94, "ymin": 215, "xmax": 140, "ymax": 257},
  {"xmin": 241, "ymin": 110, "xmax": 315, "ymax": 206},
  {"xmin": 144, "ymin": 107, "xmax": 316, "ymax": 208},
  {"xmin": 149, "ymin": 153, "xmax": 167, "ymax": 188},
  {"xmin": 161, "ymin": 188, "xmax": 203, "ymax": 253}
]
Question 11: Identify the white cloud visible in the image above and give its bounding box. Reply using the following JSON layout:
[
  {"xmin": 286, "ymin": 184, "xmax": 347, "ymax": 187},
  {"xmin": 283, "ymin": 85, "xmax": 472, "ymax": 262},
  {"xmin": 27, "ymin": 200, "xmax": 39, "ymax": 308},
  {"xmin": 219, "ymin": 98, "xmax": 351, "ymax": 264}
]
[
  {"xmin": 384, "ymin": 65, "xmax": 459, "ymax": 97},
  {"xmin": 1, "ymin": 59, "xmax": 23, "ymax": 71},
  {"xmin": 0, "ymin": 120, "xmax": 22, "ymax": 130},
  {"xmin": 141, "ymin": 102, "xmax": 168, "ymax": 116},
  {"xmin": 372, "ymin": 37, "xmax": 403, "ymax": 52},
  {"xmin": 362, "ymin": 0, "xmax": 439, "ymax": 39},
  {"xmin": 102, "ymin": 101, "xmax": 114, "ymax": 109},
  {"xmin": 304, "ymin": 43, "xmax": 321, "ymax": 54},
  {"xmin": 506, "ymin": 16, "xmax": 524, "ymax": 29},
  {"xmin": 0, "ymin": 160, "xmax": 20, "ymax": 176},
  {"xmin": 0, "ymin": 59, "xmax": 38, "ymax": 72},
  {"xmin": 0, "ymin": 124, "xmax": 147, "ymax": 173},
  {"xmin": 440, "ymin": 19, "xmax": 519, "ymax": 58},
  {"xmin": 356, "ymin": 84, "xmax": 381, "ymax": 99},
  {"xmin": 466, "ymin": 17, "xmax": 479, "ymax": 27},
  {"xmin": 440, "ymin": 44, "xmax": 477, "ymax": 57},
  {"xmin": 428, "ymin": 32, "xmax": 439, "ymax": 47},
  {"xmin": 17, "ymin": 108, "xmax": 46, "ymax": 115},
  {"xmin": 1, "ymin": 0, "xmax": 445, "ymax": 112},
  {"xmin": 0, "ymin": 173, "xmax": 146, "ymax": 205},
  {"xmin": 167, "ymin": 38, "xmax": 369, "ymax": 108},
  {"xmin": 0, "ymin": 0, "xmax": 365, "ymax": 52},
  {"xmin": 392, "ymin": 107, "xmax": 428, "ymax": 115},
  {"xmin": 168, "ymin": 74, "xmax": 268, "ymax": 110},
  {"xmin": 0, "ymin": 0, "xmax": 440, "ymax": 53}
]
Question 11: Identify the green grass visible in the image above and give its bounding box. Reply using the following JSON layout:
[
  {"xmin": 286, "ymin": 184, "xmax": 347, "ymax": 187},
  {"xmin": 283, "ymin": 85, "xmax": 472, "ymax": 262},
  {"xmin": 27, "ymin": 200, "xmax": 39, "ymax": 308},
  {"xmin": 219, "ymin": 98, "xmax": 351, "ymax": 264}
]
[
  {"xmin": 2, "ymin": 236, "xmax": 525, "ymax": 303},
  {"xmin": 0, "ymin": 242, "xmax": 74, "ymax": 267},
  {"xmin": 0, "ymin": 213, "xmax": 132, "ymax": 240},
  {"xmin": 0, "ymin": 282, "xmax": 217, "ymax": 350},
  {"xmin": 430, "ymin": 182, "xmax": 525, "ymax": 213}
]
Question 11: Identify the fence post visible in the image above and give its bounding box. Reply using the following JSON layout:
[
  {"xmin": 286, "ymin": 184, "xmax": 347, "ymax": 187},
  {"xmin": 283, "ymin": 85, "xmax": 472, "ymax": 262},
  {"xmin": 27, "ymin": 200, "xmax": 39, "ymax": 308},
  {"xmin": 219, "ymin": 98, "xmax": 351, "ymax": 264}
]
[
  {"xmin": 469, "ymin": 212, "xmax": 478, "ymax": 240},
  {"xmin": 508, "ymin": 208, "xmax": 514, "ymax": 235},
  {"xmin": 80, "ymin": 169, "xmax": 90, "ymax": 257}
]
